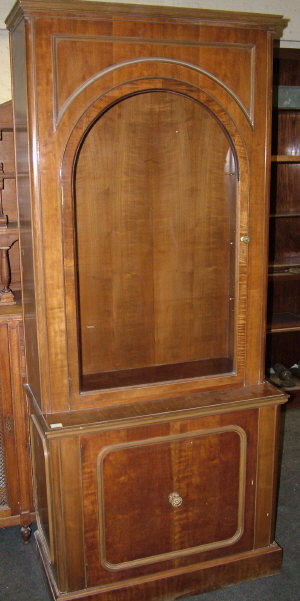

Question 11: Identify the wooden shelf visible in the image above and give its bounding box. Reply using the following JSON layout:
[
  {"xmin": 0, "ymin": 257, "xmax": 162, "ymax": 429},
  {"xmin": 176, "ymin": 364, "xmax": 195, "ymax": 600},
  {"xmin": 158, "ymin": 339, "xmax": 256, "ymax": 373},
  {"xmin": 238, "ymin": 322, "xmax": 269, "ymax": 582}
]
[
  {"xmin": 267, "ymin": 312, "xmax": 300, "ymax": 332},
  {"xmin": 269, "ymin": 256, "xmax": 300, "ymax": 270},
  {"xmin": 0, "ymin": 290, "xmax": 22, "ymax": 317},
  {"xmin": 273, "ymin": 107, "xmax": 300, "ymax": 113},
  {"xmin": 269, "ymin": 212, "xmax": 300, "ymax": 218},
  {"xmin": 0, "ymin": 222, "xmax": 19, "ymax": 236},
  {"xmin": 268, "ymin": 375, "xmax": 300, "ymax": 393},
  {"xmin": 82, "ymin": 357, "xmax": 233, "ymax": 391},
  {"xmin": 269, "ymin": 263, "xmax": 300, "ymax": 277},
  {"xmin": 268, "ymin": 272, "xmax": 300, "ymax": 281},
  {"xmin": 0, "ymin": 171, "xmax": 15, "ymax": 179},
  {"xmin": 271, "ymin": 155, "xmax": 300, "ymax": 163}
]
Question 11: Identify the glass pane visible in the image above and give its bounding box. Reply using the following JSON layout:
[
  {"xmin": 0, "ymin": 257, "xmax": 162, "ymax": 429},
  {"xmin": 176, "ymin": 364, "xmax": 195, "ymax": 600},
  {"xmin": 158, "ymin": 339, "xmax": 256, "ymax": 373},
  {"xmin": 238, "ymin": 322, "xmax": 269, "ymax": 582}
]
[{"xmin": 74, "ymin": 92, "xmax": 238, "ymax": 391}]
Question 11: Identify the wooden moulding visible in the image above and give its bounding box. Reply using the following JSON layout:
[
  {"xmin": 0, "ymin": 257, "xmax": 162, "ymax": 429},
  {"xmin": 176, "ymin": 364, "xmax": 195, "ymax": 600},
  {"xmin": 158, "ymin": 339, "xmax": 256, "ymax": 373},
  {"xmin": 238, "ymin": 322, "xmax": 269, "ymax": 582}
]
[
  {"xmin": 35, "ymin": 529, "xmax": 282, "ymax": 601},
  {"xmin": 25, "ymin": 382, "xmax": 288, "ymax": 438},
  {"xmin": 5, "ymin": 1, "xmax": 286, "ymax": 37}
]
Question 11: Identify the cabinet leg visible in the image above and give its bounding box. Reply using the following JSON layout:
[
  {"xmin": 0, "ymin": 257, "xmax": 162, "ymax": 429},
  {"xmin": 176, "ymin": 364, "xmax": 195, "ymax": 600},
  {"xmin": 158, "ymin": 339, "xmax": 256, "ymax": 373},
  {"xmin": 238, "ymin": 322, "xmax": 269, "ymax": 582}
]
[{"xmin": 20, "ymin": 524, "xmax": 32, "ymax": 544}]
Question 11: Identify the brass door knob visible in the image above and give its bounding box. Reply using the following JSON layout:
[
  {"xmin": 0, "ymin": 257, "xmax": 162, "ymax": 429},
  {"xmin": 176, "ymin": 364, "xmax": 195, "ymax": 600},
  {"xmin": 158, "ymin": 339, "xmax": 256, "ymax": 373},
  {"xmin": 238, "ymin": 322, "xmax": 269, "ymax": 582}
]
[
  {"xmin": 168, "ymin": 492, "xmax": 183, "ymax": 508},
  {"xmin": 240, "ymin": 235, "xmax": 250, "ymax": 244}
]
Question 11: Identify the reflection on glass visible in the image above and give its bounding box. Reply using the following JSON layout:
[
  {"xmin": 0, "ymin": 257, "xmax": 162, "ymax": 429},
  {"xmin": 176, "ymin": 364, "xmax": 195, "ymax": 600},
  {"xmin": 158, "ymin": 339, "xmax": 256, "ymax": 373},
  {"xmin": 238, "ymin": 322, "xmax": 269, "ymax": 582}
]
[{"xmin": 74, "ymin": 92, "xmax": 238, "ymax": 391}]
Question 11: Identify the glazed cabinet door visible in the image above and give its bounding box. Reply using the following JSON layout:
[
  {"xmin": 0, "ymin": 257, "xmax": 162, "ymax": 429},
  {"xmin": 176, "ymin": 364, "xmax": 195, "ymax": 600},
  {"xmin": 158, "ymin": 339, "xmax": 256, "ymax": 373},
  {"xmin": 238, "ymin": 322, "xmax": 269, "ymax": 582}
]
[
  {"xmin": 9, "ymin": 7, "xmax": 275, "ymax": 412},
  {"xmin": 61, "ymin": 45, "xmax": 252, "ymax": 410}
]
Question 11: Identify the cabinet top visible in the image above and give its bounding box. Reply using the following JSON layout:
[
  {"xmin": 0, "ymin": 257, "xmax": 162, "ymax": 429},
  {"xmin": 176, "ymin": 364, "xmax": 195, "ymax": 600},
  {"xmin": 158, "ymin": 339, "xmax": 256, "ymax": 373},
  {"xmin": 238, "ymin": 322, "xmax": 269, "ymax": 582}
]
[{"xmin": 6, "ymin": 0, "xmax": 286, "ymax": 36}]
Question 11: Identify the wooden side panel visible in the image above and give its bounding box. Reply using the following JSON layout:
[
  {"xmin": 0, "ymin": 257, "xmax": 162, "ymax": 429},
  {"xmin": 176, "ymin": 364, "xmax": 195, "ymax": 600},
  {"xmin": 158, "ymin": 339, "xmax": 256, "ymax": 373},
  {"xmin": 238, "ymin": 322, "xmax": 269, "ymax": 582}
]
[
  {"xmin": 33, "ymin": 433, "xmax": 86, "ymax": 592},
  {"xmin": 245, "ymin": 31, "xmax": 273, "ymax": 385},
  {"xmin": 30, "ymin": 417, "xmax": 51, "ymax": 549},
  {"xmin": 59, "ymin": 436, "xmax": 86, "ymax": 591},
  {"xmin": 254, "ymin": 404, "xmax": 281, "ymax": 548},
  {"xmin": 11, "ymin": 20, "xmax": 42, "ymax": 405},
  {"xmin": 49, "ymin": 436, "xmax": 68, "ymax": 590}
]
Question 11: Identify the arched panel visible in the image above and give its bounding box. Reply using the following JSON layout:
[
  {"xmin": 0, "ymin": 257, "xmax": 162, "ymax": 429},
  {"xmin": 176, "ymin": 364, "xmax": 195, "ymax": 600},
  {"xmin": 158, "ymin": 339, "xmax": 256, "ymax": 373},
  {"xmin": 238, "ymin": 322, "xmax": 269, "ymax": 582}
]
[{"xmin": 53, "ymin": 53, "xmax": 255, "ymax": 127}]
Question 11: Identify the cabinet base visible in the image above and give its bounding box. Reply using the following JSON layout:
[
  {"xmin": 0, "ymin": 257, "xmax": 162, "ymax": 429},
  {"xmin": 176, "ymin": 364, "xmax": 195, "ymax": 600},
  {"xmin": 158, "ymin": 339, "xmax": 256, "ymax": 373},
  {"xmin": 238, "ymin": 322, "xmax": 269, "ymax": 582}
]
[{"xmin": 36, "ymin": 531, "xmax": 282, "ymax": 601}]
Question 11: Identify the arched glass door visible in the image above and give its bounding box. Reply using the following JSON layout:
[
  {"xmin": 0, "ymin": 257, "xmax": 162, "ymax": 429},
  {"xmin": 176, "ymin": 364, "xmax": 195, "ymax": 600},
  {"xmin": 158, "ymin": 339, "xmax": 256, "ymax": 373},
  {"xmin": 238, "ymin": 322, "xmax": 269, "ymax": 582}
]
[{"xmin": 74, "ymin": 91, "xmax": 238, "ymax": 391}]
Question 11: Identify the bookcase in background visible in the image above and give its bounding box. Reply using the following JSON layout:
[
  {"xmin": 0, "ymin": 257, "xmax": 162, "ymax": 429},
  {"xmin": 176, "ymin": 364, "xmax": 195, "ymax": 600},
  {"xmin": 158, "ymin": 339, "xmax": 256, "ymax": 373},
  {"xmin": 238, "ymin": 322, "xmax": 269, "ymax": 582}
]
[
  {"xmin": 0, "ymin": 100, "xmax": 34, "ymax": 539},
  {"xmin": 267, "ymin": 49, "xmax": 300, "ymax": 406}
]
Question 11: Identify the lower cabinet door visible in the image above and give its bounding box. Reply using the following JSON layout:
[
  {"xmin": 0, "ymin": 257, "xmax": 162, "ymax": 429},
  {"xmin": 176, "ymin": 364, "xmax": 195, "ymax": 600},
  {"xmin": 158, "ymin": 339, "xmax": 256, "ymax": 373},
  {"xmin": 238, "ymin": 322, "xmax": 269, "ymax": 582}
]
[{"xmin": 80, "ymin": 410, "xmax": 258, "ymax": 587}]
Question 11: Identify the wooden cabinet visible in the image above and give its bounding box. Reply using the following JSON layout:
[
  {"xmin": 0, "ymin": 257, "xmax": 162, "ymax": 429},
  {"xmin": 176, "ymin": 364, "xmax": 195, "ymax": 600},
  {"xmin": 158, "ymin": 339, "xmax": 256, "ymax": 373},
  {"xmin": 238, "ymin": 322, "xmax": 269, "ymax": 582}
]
[
  {"xmin": 6, "ymin": 2, "xmax": 287, "ymax": 599},
  {"xmin": 0, "ymin": 100, "xmax": 34, "ymax": 536},
  {"xmin": 266, "ymin": 49, "xmax": 300, "ymax": 405}
]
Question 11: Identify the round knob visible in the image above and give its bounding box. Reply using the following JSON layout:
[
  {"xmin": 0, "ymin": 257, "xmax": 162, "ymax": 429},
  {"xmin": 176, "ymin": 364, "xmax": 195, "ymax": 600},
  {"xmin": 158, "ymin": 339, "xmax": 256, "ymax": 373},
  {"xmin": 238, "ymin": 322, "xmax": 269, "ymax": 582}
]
[
  {"xmin": 240, "ymin": 235, "xmax": 250, "ymax": 244},
  {"xmin": 168, "ymin": 492, "xmax": 183, "ymax": 508}
]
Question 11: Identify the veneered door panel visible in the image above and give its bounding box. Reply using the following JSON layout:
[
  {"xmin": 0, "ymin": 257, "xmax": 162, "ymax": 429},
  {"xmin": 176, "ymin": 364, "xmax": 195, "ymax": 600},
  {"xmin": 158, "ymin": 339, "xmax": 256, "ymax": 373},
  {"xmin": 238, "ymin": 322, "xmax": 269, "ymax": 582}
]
[
  {"xmin": 80, "ymin": 409, "xmax": 258, "ymax": 587},
  {"xmin": 98, "ymin": 427, "xmax": 244, "ymax": 569}
]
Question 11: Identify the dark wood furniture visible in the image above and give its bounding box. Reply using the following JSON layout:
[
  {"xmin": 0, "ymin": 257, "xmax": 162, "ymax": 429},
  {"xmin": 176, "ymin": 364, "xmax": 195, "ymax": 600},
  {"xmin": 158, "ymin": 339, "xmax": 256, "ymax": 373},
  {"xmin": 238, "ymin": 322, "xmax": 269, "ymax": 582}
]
[
  {"xmin": 266, "ymin": 49, "xmax": 300, "ymax": 406},
  {"xmin": 0, "ymin": 100, "xmax": 34, "ymax": 538},
  {"xmin": 0, "ymin": 100, "xmax": 20, "ymax": 303},
  {"xmin": 6, "ymin": 2, "xmax": 287, "ymax": 599}
]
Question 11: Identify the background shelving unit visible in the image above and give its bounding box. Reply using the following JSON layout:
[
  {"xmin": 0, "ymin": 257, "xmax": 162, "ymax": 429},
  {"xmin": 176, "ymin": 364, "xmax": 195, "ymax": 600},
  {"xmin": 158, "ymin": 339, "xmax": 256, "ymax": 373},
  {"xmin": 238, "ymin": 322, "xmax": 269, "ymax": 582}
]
[
  {"xmin": 0, "ymin": 100, "xmax": 34, "ymax": 538},
  {"xmin": 266, "ymin": 48, "xmax": 300, "ymax": 405}
]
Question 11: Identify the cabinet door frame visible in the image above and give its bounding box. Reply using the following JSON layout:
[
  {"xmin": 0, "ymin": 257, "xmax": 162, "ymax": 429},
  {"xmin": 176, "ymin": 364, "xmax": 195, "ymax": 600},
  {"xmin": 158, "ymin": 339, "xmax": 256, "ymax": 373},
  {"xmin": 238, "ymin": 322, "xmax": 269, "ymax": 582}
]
[{"xmin": 61, "ymin": 75, "xmax": 250, "ymax": 409}]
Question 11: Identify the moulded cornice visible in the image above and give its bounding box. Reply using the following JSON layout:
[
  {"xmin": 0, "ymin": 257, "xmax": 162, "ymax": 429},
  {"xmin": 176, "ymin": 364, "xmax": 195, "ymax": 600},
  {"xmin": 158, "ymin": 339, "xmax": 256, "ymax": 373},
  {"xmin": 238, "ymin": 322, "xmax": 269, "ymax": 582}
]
[{"xmin": 5, "ymin": 0, "xmax": 288, "ymax": 38}]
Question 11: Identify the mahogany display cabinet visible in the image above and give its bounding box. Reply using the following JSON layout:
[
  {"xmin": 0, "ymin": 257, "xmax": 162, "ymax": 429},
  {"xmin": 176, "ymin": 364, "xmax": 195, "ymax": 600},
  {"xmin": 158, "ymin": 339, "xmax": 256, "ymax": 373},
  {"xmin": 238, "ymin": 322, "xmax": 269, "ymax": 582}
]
[{"xmin": 6, "ymin": 2, "xmax": 288, "ymax": 600}]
